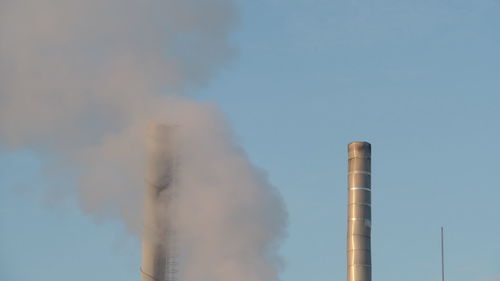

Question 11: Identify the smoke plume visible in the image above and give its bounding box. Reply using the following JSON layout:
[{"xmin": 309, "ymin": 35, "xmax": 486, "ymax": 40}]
[{"xmin": 0, "ymin": 1, "xmax": 287, "ymax": 281}]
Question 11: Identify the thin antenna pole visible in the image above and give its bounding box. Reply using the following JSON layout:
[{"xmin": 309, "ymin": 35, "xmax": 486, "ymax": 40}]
[{"xmin": 441, "ymin": 227, "xmax": 445, "ymax": 281}]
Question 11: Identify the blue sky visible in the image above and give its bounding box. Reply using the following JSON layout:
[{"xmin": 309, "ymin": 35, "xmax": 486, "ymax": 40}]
[{"xmin": 1, "ymin": 1, "xmax": 500, "ymax": 281}]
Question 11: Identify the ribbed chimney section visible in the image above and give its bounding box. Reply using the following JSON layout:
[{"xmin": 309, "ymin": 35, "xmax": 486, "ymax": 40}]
[
  {"xmin": 141, "ymin": 124, "xmax": 177, "ymax": 281},
  {"xmin": 347, "ymin": 142, "xmax": 371, "ymax": 281}
]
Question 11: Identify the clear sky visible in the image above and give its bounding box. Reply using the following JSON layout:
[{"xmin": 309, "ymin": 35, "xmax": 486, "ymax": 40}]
[{"xmin": 1, "ymin": 1, "xmax": 500, "ymax": 281}]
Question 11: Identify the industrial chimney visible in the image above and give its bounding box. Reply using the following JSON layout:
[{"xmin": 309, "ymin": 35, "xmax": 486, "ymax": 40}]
[
  {"xmin": 141, "ymin": 124, "xmax": 178, "ymax": 281},
  {"xmin": 347, "ymin": 142, "xmax": 372, "ymax": 281}
]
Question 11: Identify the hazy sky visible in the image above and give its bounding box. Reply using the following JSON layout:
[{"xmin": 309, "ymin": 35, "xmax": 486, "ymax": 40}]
[{"xmin": 1, "ymin": 1, "xmax": 500, "ymax": 281}]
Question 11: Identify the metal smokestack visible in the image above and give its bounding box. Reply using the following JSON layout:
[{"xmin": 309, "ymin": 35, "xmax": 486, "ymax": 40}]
[
  {"xmin": 141, "ymin": 124, "xmax": 177, "ymax": 281},
  {"xmin": 347, "ymin": 142, "xmax": 372, "ymax": 281}
]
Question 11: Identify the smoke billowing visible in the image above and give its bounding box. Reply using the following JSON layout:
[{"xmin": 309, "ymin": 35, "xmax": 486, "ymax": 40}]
[{"xmin": 0, "ymin": 1, "xmax": 287, "ymax": 281}]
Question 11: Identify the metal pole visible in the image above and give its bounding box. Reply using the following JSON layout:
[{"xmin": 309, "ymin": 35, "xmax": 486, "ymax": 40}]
[
  {"xmin": 347, "ymin": 142, "xmax": 372, "ymax": 281},
  {"xmin": 441, "ymin": 227, "xmax": 445, "ymax": 281}
]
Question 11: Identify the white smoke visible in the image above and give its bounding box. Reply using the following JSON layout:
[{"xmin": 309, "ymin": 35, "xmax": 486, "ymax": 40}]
[{"xmin": 0, "ymin": 1, "xmax": 287, "ymax": 281}]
